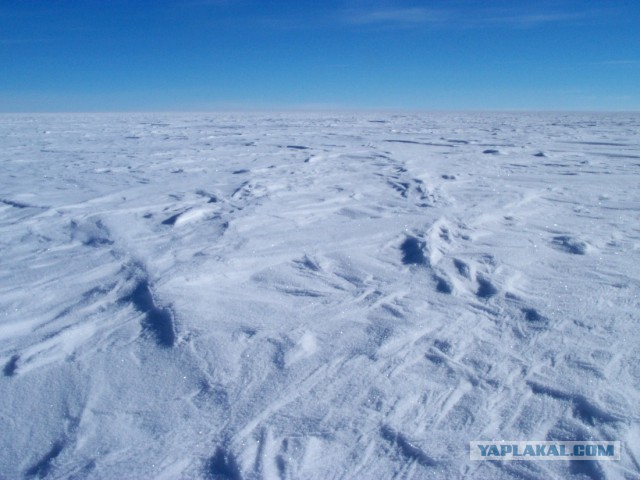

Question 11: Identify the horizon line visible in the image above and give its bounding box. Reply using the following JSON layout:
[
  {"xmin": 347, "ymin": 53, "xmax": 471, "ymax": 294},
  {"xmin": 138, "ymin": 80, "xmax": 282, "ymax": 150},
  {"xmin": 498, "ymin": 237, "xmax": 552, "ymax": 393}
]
[{"xmin": 2, "ymin": 107, "xmax": 640, "ymax": 115}]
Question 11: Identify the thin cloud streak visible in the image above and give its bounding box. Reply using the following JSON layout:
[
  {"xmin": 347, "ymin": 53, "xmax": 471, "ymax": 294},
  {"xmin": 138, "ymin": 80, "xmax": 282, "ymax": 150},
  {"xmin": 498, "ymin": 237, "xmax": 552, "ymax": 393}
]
[
  {"xmin": 343, "ymin": 8, "xmax": 449, "ymax": 27},
  {"xmin": 0, "ymin": 38, "xmax": 48, "ymax": 45},
  {"xmin": 178, "ymin": 0, "xmax": 236, "ymax": 6},
  {"xmin": 480, "ymin": 11, "xmax": 592, "ymax": 27},
  {"xmin": 591, "ymin": 60, "xmax": 639, "ymax": 66},
  {"xmin": 341, "ymin": 7, "xmax": 597, "ymax": 29}
]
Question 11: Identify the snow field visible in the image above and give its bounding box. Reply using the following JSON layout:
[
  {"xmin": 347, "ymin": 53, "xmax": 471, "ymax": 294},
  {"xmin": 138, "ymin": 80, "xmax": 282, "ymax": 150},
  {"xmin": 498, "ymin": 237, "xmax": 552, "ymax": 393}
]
[{"xmin": 1, "ymin": 112, "xmax": 639, "ymax": 479}]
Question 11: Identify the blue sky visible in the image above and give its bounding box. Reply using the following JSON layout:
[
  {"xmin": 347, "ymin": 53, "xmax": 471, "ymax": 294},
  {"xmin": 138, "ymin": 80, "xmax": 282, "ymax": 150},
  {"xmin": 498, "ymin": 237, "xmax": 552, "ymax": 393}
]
[{"xmin": 1, "ymin": 0, "xmax": 639, "ymax": 111}]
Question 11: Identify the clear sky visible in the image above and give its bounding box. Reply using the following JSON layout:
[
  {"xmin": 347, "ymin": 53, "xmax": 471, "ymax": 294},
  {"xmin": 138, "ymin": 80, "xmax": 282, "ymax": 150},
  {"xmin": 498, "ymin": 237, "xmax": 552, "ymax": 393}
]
[{"xmin": 1, "ymin": 0, "xmax": 639, "ymax": 112}]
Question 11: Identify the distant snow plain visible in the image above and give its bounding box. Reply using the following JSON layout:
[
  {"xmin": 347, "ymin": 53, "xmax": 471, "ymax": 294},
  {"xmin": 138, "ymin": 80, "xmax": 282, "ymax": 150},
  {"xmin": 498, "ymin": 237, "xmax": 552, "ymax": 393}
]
[{"xmin": 1, "ymin": 112, "xmax": 639, "ymax": 479}]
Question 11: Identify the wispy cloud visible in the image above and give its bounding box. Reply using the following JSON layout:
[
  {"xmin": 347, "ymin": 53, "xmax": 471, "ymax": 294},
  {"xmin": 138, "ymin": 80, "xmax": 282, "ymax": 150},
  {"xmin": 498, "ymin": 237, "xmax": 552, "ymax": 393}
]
[
  {"xmin": 0, "ymin": 38, "xmax": 47, "ymax": 45},
  {"xmin": 179, "ymin": 0, "xmax": 235, "ymax": 6},
  {"xmin": 479, "ymin": 11, "xmax": 592, "ymax": 27},
  {"xmin": 590, "ymin": 60, "xmax": 639, "ymax": 66},
  {"xmin": 343, "ymin": 7, "xmax": 449, "ymax": 27},
  {"xmin": 341, "ymin": 6, "xmax": 598, "ymax": 29}
]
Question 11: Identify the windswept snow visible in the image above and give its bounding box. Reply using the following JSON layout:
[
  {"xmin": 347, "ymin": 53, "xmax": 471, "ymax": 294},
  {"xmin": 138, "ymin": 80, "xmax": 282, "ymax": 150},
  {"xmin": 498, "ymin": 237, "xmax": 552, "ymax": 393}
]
[{"xmin": 1, "ymin": 112, "xmax": 639, "ymax": 479}]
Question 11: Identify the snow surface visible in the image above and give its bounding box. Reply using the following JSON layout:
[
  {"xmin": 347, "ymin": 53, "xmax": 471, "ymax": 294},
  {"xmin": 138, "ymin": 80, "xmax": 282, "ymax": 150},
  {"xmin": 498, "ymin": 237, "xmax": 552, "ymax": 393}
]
[{"xmin": 0, "ymin": 112, "xmax": 639, "ymax": 479}]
